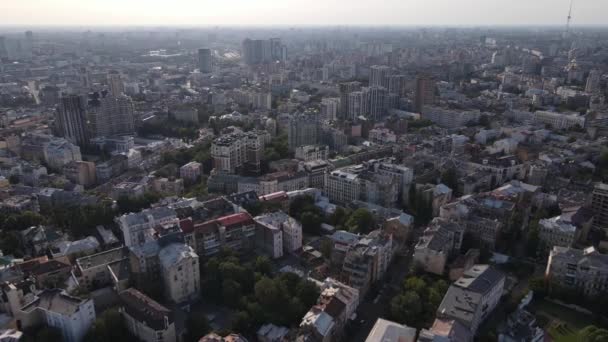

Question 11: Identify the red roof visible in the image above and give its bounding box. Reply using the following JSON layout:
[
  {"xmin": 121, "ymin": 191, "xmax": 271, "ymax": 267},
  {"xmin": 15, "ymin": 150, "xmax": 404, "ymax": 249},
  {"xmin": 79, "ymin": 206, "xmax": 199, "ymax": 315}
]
[
  {"xmin": 259, "ymin": 191, "xmax": 288, "ymax": 201},
  {"xmin": 179, "ymin": 218, "xmax": 194, "ymax": 234},
  {"xmin": 216, "ymin": 212, "xmax": 254, "ymax": 227},
  {"xmin": 194, "ymin": 220, "xmax": 221, "ymax": 235}
]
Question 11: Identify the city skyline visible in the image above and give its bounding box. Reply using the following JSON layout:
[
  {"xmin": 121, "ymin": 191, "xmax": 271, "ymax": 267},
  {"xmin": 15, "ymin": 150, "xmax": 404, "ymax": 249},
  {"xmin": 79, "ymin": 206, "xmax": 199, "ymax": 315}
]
[{"xmin": 1, "ymin": 0, "xmax": 607, "ymax": 27}]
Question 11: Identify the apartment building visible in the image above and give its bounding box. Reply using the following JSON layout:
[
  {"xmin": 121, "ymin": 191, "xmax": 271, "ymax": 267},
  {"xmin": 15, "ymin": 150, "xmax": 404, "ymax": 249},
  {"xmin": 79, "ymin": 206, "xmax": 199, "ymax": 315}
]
[
  {"xmin": 325, "ymin": 170, "xmax": 360, "ymax": 204},
  {"xmin": 75, "ymin": 246, "xmax": 130, "ymax": 290},
  {"xmin": 436, "ymin": 265, "xmax": 505, "ymax": 334},
  {"xmin": 545, "ymin": 246, "xmax": 608, "ymax": 297},
  {"xmin": 19, "ymin": 289, "xmax": 95, "ymax": 342},
  {"xmin": 295, "ymin": 145, "xmax": 329, "ymax": 161},
  {"xmin": 211, "ymin": 131, "xmax": 267, "ymax": 174},
  {"xmin": 325, "ymin": 159, "xmax": 413, "ymax": 207},
  {"xmin": 254, "ymin": 211, "xmax": 302, "ymax": 255},
  {"xmin": 288, "ymin": 111, "xmax": 320, "ymax": 150},
  {"xmin": 158, "ymin": 243, "xmax": 200, "ymax": 304},
  {"xmin": 533, "ymin": 111, "xmax": 586, "ymax": 130},
  {"xmin": 592, "ymin": 183, "xmax": 608, "ymax": 247},
  {"xmin": 539, "ymin": 217, "xmax": 577, "ymax": 250},
  {"xmin": 116, "ymin": 207, "xmax": 178, "ymax": 248},
  {"xmin": 413, "ymin": 219, "xmax": 465, "ymax": 275},
  {"xmin": 180, "ymin": 161, "xmax": 203, "ymax": 183},
  {"xmin": 63, "ymin": 161, "xmax": 96, "ymax": 187},
  {"xmin": 298, "ymin": 278, "xmax": 359, "ymax": 342},
  {"xmin": 341, "ymin": 230, "xmax": 393, "ymax": 296},
  {"xmin": 119, "ymin": 288, "xmax": 176, "ymax": 342},
  {"xmin": 181, "ymin": 212, "xmax": 257, "ymax": 257}
]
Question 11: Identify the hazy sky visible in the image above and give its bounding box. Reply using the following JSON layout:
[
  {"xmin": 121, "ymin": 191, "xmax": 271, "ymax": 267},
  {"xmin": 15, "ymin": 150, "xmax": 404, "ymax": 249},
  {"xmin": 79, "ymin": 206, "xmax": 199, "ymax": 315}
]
[{"xmin": 1, "ymin": 0, "xmax": 605, "ymax": 27}]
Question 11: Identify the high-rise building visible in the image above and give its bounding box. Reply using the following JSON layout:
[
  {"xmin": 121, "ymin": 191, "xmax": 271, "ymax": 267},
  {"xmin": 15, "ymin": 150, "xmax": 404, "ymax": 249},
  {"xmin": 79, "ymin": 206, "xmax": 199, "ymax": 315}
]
[
  {"xmin": 586, "ymin": 69, "xmax": 602, "ymax": 94},
  {"xmin": 369, "ymin": 65, "xmax": 391, "ymax": 88},
  {"xmin": 100, "ymin": 94, "xmax": 135, "ymax": 136},
  {"xmin": 387, "ymin": 74, "xmax": 407, "ymax": 97},
  {"xmin": 0, "ymin": 36, "xmax": 8, "ymax": 59},
  {"xmin": 242, "ymin": 38, "xmax": 284, "ymax": 65},
  {"xmin": 348, "ymin": 91, "xmax": 365, "ymax": 120},
  {"xmin": 22, "ymin": 31, "xmax": 33, "ymax": 59},
  {"xmin": 339, "ymin": 81, "xmax": 362, "ymax": 120},
  {"xmin": 270, "ymin": 37, "xmax": 287, "ymax": 62},
  {"xmin": 88, "ymin": 92, "xmax": 135, "ymax": 138},
  {"xmin": 79, "ymin": 66, "xmax": 91, "ymax": 89},
  {"xmin": 414, "ymin": 74, "xmax": 436, "ymax": 113},
  {"xmin": 366, "ymin": 86, "xmax": 388, "ymax": 121},
  {"xmin": 211, "ymin": 131, "xmax": 267, "ymax": 174},
  {"xmin": 321, "ymin": 98, "xmax": 340, "ymax": 121},
  {"xmin": 56, "ymin": 95, "xmax": 90, "ymax": 147},
  {"xmin": 288, "ymin": 111, "xmax": 320, "ymax": 150},
  {"xmin": 592, "ymin": 183, "xmax": 608, "ymax": 236},
  {"xmin": 107, "ymin": 70, "xmax": 125, "ymax": 97},
  {"xmin": 198, "ymin": 48, "xmax": 213, "ymax": 73}
]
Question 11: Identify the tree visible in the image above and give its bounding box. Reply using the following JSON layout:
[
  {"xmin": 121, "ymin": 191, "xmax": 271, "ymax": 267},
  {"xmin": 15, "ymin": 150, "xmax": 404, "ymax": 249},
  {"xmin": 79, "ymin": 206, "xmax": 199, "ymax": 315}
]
[
  {"xmin": 24, "ymin": 327, "xmax": 62, "ymax": 342},
  {"xmin": 0, "ymin": 231, "xmax": 22, "ymax": 257},
  {"xmin": 84, "ymin": 309, "xmax": 133, "ymax": 342},
  {"xmin": 184, "ymin": 311, "xmax": 211, "ymax": 342},
  {"xmin": 345, "ymin": 208, "xmax": 375, "ymax": 234},
  {"xmin": 296, "ymin": 280, "xmax": 321, "ymax": 308},
  {"xmin": 479, "ymin": 114, "xmax": 491, "ymax": 129},
  {"xmin": 117, "ymin": 192, "xmax": 161, "ymax": 214},
  {"xmin": 320, "ymin": 239, "xmax": 333, "ymax": 259},
  {"xmin": 8, "ymin": 174, "xmax": 19, "ymax": 184},
  {"xmin": 579, "ymin": 325, "xmax": 608, "ymax": 342},
  {"xmin": 1, "ymin": 211, "xmax": 44, "ymax": 231},
  {"xmin": 440, "ymin": 169, "xmax": 458, "ymax": 195},
  {"xmin": 329, "ymin": 206, "xmax": 350, "ymax": 228},
  {"xmin": 221, "ymin": 279, "xmax": 242, "ymax": 308},
  {"xmin": 289, "ymin": 195, "xmax": 317, "ymax": 219},
  {"xmin": 389, "ymin": 276, "xmax": 448, "ymax": 328},
  {"xmin": 526, "ymin": 224, "xmax": 540, "ymax": 258},
  {"xmin": 404, "ymin": 276, "xmax": 427, "ymax": 294},
  {"xmin": 529, "ymin": 277, "xmax": 547, "ymax": 299},
  {"xmin": 301, "ymin": 212, "xmax": 322, "ymax": 235},
  {"xmin": 231, "ymin": 310, "xmax": 252, "ymax": 333},
  {"xmin": 408, "ymin": 183, "xmax": 417, "ymax": 210},
  {"xmin": 390, "ymin": 292, "xmax": 423, "ymax": 326},
  {"xmin": 254, "ymin": 255, "xmax": 272, "ymax": 276}
]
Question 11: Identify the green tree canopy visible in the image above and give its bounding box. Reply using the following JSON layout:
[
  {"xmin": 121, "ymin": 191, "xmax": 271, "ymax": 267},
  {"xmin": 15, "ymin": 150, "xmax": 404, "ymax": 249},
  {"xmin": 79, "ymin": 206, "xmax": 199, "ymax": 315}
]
[
  {"xmin": 345, "ymin": 208, "xmax": 375, "ymax": 234},
  {"xmin": 84, "ymin": 309, "xmax": 134, "ymax": 342}
]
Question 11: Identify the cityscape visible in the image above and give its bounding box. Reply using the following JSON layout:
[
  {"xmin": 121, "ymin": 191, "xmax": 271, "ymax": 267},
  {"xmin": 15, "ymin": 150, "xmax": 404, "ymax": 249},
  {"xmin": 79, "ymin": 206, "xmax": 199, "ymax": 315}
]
[{"xmin": 0, "ymin": 1, "xmax": 608, "ymax": 342}]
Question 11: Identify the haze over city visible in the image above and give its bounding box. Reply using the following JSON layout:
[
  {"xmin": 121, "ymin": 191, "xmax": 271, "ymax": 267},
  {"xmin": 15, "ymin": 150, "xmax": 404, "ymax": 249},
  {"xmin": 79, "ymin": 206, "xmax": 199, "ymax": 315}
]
[
  {"xmin": 1, "ymin": 0, "xmax": 607, "ymax": 26},
  {"xmin": 1, "ymin": 1, "xmax": 608, "ymax": 342}
]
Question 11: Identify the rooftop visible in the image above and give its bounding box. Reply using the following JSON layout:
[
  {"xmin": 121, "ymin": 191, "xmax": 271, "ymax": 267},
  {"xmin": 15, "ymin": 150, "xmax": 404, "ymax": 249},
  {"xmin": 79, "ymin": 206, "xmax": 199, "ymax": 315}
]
[
  {"xmin": 120, "ymin": 288, "xmax": 173, "ymax": 330},
  {"xmin": 454, "ymin": 264, "xmax": 505, "ymax": 294},
  {"xmin": 158, "ymin": 243, "xmax": 198, "ymax": 269},
  {"xmin": 21, "ymin": 289, "xmax": 88, "ymax": 316},
  {"xmin": 539, "ymin": 216, "xmax": 577, "ymax": 234},
  {"xmin": 216, "ymin": 212, "xmax": 254, "ymax": 228},
  {"xmin": 365, "ymin": 318, "xmax": 416, "ymax": 342},
  {"xmin": 76, "ymin": 246, "xmax": 129, "ymax": 270}
]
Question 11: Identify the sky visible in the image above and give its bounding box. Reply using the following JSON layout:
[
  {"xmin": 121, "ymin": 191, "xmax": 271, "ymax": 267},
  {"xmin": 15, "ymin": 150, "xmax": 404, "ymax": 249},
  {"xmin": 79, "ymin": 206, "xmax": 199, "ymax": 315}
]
[{"xmin": 0, "ymin": 0, "xmax": 605, "ymax": 27}]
